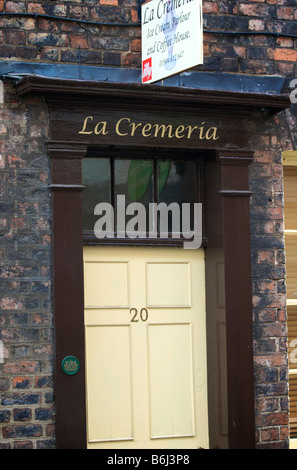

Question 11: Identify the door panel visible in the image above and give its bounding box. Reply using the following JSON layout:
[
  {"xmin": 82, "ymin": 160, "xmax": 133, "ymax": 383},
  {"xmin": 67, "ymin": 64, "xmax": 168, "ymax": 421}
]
[
  {"xmin": 86, "ymin": 325, "xmax": 133, "ymax": 443},
  {"xmin": 205, "ymin": 248, "xmax": 228, "ymax": 448},
  {"xmin": 84, "ymin": 246, "xmax": 209, "ymax": 449},
  {"xmin": 146, "ymin": 262, "xmax": 191, "ymax": 307},
  {"xmin": 148, "ymin": 323, "xmax": 195, "ymax": 439},
  {"xmin": 84, "ymin": 261, "xmax": 129, "ymax": 308}
]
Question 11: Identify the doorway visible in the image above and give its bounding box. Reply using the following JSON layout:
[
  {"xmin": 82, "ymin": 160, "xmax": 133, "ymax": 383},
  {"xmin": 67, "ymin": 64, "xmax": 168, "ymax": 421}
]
[{"xmin": 83, "ymin": 245, "xmax": 209, "ymax": 449}]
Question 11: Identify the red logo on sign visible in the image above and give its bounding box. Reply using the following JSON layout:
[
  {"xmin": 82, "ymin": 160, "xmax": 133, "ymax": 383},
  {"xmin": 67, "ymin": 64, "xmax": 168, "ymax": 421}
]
[{"xmin": 142, "ymin": 58, "xmax": 152, "ymax": 83}]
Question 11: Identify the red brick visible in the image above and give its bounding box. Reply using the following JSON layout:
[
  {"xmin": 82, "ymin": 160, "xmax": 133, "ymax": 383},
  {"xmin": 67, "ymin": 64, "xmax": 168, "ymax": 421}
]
[
  {"xmin": 130, "ymin": 38, "xmax": 141, "ymax": 52},
  {"xmin": 267, "ymin": 207, "xmax": 283, "ymax": 219},
  {"xmin": 257, "ymin": 281, "xmax": 277, "ymax": 293},
  {"xmin": 7, "ymin": 155, "xmax": 26, "ymax": 168},
  {"xmin": 51, "ymin": 4, "xmax": 66, "ymax": 17},
  {"xmin": 249, "ymin": 19, "xmax": 265, "ymax": 30},
  {"xmin": 257, "ymin": 321, "xmax": 287, "ymax": 337},
  {"xmin": 0, "ymin": 297, "xmax": 23, "ymax": 310},
  {"xmin": 254, "ymin": 354, "xmax": 287, "ymax": 367},
  {"xmin": 27, "ymin": 2, "xmax": 46, "ymax": 15},
  {"xmin": 2, "ymin": 424, "xmax": 42, "ymax": 438},
  {"xmin": 276, "ymin": 37, "xmax": 294, "ymax": 48},
  {"xmin": 257, "ymin": 250, "xmax": 274, "ymax": 264},
  {"xmin": 68, "ymin": 6, "xmax": 89, "ymax": 19},
  {"xmin": 254, "ymin": 151, "xmax": 273, "ymax": 163},
  {"xmin": 257, "ymin": 397, "xmax": 279, "ymax": 414},
  {"xmin": 277, "ymin": 7, "xmax": 294, "ymax": 20},
  {"xmin": 277, "ymin": 61, "xmax": 295, "ymax": 75},
  {"xmin": 280, "ymin": 426, "xmax": 290, "ymax": 440},
  {"xmin": 13, "ymin": 441, "xmax": 33, "ymax": 449},
  {"xmin": 233, "ymin": 46, "xmax": 246, "ymax": 58},
  {"xmin": 122, "ymin": 52, "xmax": 141, "ymax": 67},
  {"xmin": 100, "ymin": 0, "xmax": 118, "ymax": 4},
  {"xmin": 10, "ymin": 218, "xmax": 28, "ymax": 230},
  {"xmin": 268, "ymin": 48, "xmax": 297, "ymax": 61},
  {"xmin": 3, "ymin": 361, "xmax": 40, "ymax": 374},
  {"xmin": 0, "ymin": 377, "xmax": 10, "ymax": 391},
  {"xmin": 40, "ymin": 47, "xmax": 59, "ymax": 61},
  {"xmin": 5, "ymin": 1, "xmax": 25, "ymax": 13},
  {"xmin": 28, "ymin": 33, "xmax": 68, "ymax": 47},
  {"xmin": 12, "ymin": 377, "xmax": 31, "ymax": 389},
  {"xmin": 13, "ymin": 408, "xmax": 32, "ymax": 422},
  {"xmin": 203, "ymin": 43, "xmax": 210, "ymax": 56},
  {"xmin": 203, "ymin": 2, "xmax": 218, "ymax": 14},
  {"xmin": 261, "ymin": 428, "xmax": 280, "ymax": 442},
  {"xmin": 254, "ymin": 309, "xmax": 277, "ymax": 323},
  {"xmin": 239, "ymin": 4, "xmax": 268, "ymax": 16},
  {"xmin": 69, "ymin": 35, "xmax": 89, "ymax": 49},
  {"xmin": 46, "ymin": 423, "xmax": 55, "ymax": 437},
  {"xmin": 277, "ymin": 308, "xmax": 286, "ymax": 322},
  {"xmin": 256, "ymin": 412, "xmax": 289, "ymax": 427},
  {"xmin": 5, "ymin": 31, "xmax": 26, "ymax": 45},
  {"xmin": 203, "ymin": 33, "xmax": 218, "ymax": 44},
  {"xmin": 130, "ymin": 9, "xmax": 138, "ymax": 23},
  {"xmin": 37, "ymin": 19, "xmax": 59, "ymax": 32}
]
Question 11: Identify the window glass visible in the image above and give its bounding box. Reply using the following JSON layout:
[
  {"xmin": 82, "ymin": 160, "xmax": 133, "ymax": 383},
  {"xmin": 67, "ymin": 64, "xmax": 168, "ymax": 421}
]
[
  {"xmin": 114, "ymin": 159, "xmax": 154, "ymax": 235},
  {"xmin": 158, "ymin": 161, "xmax": 196, "ymax": 204},
  {"xmin": 82, "ymin": 154, "xmax": 199, "ymax": 238},
  {"xmin": 114, "ymin": 159, "xmax": 154, "ymax": 204},
  {"xmin": 158, "ymin": 161, "xmax": 196, "ymax": 233},
  {"xmin": 82, "ymin": 158, "xmax": 111, "ymax": 231}
]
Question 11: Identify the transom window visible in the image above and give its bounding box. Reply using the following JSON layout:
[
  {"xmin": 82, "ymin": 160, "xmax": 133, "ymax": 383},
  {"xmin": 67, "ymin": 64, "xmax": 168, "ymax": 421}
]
[{"xmin": 82, "ymin": 147, "xmax": 204, "ymax": 245}]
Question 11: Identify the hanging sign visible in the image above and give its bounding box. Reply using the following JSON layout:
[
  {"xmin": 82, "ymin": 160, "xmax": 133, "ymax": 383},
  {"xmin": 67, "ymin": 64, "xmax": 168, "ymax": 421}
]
[{"xmin": 141, "ymin": 0, "xmax": 203, "ymax": 84}]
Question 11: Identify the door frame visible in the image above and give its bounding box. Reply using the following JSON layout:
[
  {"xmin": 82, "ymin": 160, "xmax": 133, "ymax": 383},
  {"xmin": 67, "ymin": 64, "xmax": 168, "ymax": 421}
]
[
  {"xmin": 47, "ymin": 141, "xmax": 255, "ymax": 449},
  {"xmin": 17, "ymin": 76, "xmax": 291, "ymax": 449}
]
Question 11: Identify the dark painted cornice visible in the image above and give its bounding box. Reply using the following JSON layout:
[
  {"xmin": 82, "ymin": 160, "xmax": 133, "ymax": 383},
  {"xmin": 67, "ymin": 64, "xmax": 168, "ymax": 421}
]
[{"xmin": 16, "ymin": 75, "xmax": 290, "ymax": 115}]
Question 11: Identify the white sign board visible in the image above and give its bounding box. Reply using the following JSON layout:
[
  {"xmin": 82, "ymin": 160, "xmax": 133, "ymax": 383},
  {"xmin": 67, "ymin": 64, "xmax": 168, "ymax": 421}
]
[{"xmin": 141, "ymin": 0, "xmax": 203, "ymax": 84}]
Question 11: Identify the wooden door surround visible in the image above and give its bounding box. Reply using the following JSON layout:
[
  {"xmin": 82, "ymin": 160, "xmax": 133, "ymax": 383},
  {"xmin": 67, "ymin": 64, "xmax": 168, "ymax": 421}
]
[{"xmin": 16, "ymin": 76, "xmax": 290, "ymax": 449}]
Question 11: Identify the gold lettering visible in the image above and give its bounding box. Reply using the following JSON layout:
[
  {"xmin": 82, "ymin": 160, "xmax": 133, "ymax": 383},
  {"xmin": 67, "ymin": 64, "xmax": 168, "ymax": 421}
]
[
  {"xmin": 94, "ymin": 121, "xmax": 108, "ymax": 135},
  {"xmin": 153, "ymin": 123, "xmax": 174, "ymax": 138},
  {"xmin": 186, "ymin": 125, "xmax": 198, "ymax": 139},
  {"xmin": 78, "ymin": 115, "xmax": 220, "ymax": 142},
  {"xmin": 78, "ymin": 116, "xmax": 94, "ymax": 134},
  {"xmin": 175, "ymin": 125, "xmax": 185, "ymax": 139},
  {"xmin": 115, "ymin": 117, "xmax": 130, "ymax": 136},
  {"xmin": 199, "ymin": 122, "xmax": 206, "ymax": 140},
  {"xmin": 130, "ymin": 121, "xmax": 143, "ymax": 136},
  {"xmin": 206, "ymin": 127, "xmax": 219, "ymax": 140},
  {"xmin": 142, "ymin": 123, "xmax": 152, "ymax": 137}
]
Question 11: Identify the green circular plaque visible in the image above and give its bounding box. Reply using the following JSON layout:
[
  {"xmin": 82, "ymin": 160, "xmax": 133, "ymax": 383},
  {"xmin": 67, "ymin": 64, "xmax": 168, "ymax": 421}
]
[{"xmin": 61, "ymin": 356, "xmax": 80, "ymax": 376}]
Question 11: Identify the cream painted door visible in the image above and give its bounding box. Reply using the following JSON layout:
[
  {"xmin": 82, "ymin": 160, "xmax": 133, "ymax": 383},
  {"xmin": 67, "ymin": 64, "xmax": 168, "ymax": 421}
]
[{"xmin": 83, "ymin": 246, "xmax": 209, "ymax": 449}]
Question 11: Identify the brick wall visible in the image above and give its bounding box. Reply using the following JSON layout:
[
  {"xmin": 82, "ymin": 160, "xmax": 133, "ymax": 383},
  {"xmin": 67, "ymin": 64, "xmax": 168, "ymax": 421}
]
[
  {"xmin": 203, "ymin": 0, "xmax": 297, "ymax": 76},
  {"xmin": 249, "ymin": 112, "xmax": 292, "ymax": 449},
  {"xmin": 0, "ymin": 0, "xmax": 296, "ymax": 450},
  {"xmin": 0, "ymin": 0, "xmax": 141, "ymax": 67},
  {"xmin": 0, "ymin": 1, "xmax": 296, "ymax": 74},
  {"xmin": 0, "ymin": 84, "xmax": 53, "ymax": 449}
]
